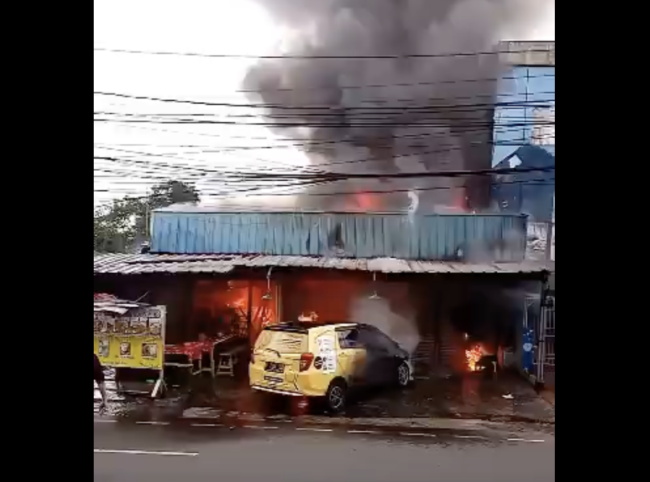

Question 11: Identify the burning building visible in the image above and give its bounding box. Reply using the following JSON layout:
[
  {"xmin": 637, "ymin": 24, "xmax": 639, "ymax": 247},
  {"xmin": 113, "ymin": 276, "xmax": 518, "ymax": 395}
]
[
  {"xmin": 92, "ymin": 2, "xmax": 556, "ymax": 382},
  {"xmin": 94, "ymin": 206, "xmax": 552, "ymax": 379}
]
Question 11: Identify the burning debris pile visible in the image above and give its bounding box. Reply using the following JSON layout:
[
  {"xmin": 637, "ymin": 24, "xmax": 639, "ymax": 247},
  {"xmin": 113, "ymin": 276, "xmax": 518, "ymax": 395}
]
[
  {"xmin": 465, "ymin": 344, "xmax": 483, "ymax": 372},
  {"xmin": 244, "ymin": 0, "xmax": 548, "ymax": 213}
]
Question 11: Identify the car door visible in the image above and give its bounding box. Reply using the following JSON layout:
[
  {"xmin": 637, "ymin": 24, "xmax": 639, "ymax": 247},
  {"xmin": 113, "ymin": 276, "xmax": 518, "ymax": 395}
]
[
  {"xmin": 363, "ymin": 326, "xmax": 406, "ymax": 386},
  {"xmin": 335, "ymin": 328, "xmax": 367, "ymax": 386},
  {"xmin": 372, "ymin": 329, "xmax": 404, "ymax": 385},
  {"xmin": 358, "ymin": 327, "xmax": 394, "ymax": 386}
]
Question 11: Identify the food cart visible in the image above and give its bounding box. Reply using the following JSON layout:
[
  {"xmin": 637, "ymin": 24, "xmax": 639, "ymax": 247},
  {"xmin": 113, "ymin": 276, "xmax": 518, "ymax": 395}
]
[{"xmin": 93, "ymin": 294, "xmax": 167, "ymax": 398}]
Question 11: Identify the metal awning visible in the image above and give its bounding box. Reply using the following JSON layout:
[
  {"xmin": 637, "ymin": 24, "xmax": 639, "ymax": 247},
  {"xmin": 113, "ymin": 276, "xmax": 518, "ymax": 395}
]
[{"xmin": 94, "ymin": 253, "xmax": 553, "ymax": 276}]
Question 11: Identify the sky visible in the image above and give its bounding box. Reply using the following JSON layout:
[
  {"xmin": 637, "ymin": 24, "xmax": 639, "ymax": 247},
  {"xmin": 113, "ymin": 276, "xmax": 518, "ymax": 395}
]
[{"xmin": 94, "ymin": 0, "xmax": 555, "ymax": 208}]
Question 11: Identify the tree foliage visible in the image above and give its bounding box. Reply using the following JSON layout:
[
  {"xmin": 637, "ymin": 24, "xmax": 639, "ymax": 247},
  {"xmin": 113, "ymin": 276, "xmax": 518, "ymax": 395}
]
[{"xmin": 94, "ymin": 180, "xmax": 200, "ymax": 253}]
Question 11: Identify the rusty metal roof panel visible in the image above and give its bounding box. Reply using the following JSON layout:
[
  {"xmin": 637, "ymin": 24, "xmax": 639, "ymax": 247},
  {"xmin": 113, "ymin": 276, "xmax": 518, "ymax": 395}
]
[
  {"xmin": 447, "ymin": 262, "xmax": 498, "ymax": 273},
  {"xmin": 367, "ymin": 258, "xmax": 410, "ymax": 273},
  {"xmin": 170, "ymin": 262, "xmax": 234, "ymax": 273},
  {"xmin": 94, "ymin": 254, "xmax": 552, "ymax": 275}
]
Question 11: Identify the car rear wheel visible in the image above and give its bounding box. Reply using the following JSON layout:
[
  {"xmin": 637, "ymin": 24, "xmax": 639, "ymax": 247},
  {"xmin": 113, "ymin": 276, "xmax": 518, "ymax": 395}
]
[
  {"xmin": 325, "ymin": 380, "xmax": 347, "ymax": 413},
  {"xmin": 397, "ymin": 361, "xmax": 411, "ymax": 388}
]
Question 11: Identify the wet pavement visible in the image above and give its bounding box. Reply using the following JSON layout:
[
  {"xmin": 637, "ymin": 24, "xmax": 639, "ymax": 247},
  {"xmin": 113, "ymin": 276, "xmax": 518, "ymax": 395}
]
[
  {"xmin": 94, "ymin": 420, "xmax": 555, "ymax": 482},
  {"xmin": 96, "ymin": 369, "xmax": 555, "ymax": 427}
]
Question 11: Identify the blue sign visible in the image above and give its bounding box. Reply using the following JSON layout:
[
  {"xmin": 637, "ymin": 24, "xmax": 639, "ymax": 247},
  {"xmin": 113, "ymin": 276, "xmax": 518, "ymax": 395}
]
[{"xmin": 522, "ymin": 328, "xmax": 535, "ymax": 372}]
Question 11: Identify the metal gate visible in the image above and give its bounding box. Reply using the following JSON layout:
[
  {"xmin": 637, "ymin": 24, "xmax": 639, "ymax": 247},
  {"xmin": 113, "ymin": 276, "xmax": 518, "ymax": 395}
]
[{"xmin": 535, "ymin": 296, "xmax": 555, "ymax": 385}]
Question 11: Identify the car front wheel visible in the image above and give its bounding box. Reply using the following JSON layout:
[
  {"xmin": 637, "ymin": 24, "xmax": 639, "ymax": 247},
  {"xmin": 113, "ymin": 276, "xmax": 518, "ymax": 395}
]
[{"xmin": 397, "ymin": 361, "xmax": 411, "ymax": 388}]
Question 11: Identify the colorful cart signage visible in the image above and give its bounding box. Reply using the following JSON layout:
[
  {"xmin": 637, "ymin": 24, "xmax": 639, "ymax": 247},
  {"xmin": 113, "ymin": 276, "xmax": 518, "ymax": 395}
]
[{"xmin": 93, "ymin": 306, "xmax": 166, "ymax": 370}]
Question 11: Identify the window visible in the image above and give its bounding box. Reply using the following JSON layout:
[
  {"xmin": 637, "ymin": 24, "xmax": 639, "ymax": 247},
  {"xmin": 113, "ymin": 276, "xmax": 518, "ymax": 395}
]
[
  {"xmin": 361, "ymin": 327, "xmax": 398, "ymax": 352},
  {"xmin": 531, "ymin": 106, "xmax": 555, "ymax": 145},
  {"xmin": 337, "ymin": 329, "xmax": 363, "ymax": 349}
]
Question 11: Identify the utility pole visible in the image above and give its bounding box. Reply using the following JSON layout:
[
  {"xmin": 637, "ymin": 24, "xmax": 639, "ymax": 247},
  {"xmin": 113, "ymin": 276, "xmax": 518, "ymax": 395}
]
[
  {"xmin": 544, "ymin": 195, "xmax": 555, "ymax": 261},
  {"xmin": 144, "ymin": 204, "xmax": 150, "ymax": 240},
  {"xmin": 544, "ymin": 221, "xmax": 554, "ymax": 261}
]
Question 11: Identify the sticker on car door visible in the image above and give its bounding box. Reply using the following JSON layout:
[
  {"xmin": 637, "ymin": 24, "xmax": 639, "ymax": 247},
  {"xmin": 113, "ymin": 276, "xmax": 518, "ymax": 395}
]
[{"xmin": 316, "ymin": 333, "xmax": 337, "ymax": 374}]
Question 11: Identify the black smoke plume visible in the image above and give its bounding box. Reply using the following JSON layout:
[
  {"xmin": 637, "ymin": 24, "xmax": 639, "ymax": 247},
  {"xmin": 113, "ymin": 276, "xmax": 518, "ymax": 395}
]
[{"xmin": 243, "ymin": 0, "xmax": 548, "ymax": 212}]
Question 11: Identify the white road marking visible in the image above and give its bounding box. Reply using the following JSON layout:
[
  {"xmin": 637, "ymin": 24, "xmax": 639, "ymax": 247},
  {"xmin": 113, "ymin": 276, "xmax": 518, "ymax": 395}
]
[
  {"xmin": 399, "ymin": 432, "xmax": 437, "ymax": 438},
  {"xmin": 94, "ymin": 414, "xmax": 548, "ymax": 445},
  {"xmin": 507, "ymin": 438, "xmax": 545, "ymax": 443},
  {"xmin": 94, "ymin": 449, "xmax": 198, "ymax": 457}
]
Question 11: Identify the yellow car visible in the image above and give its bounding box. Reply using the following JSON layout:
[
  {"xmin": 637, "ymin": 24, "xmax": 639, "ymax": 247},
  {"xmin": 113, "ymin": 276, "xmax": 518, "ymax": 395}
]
[{"xmin": 249, "ymin": 321, "xmax": 413, "ymax": 412}]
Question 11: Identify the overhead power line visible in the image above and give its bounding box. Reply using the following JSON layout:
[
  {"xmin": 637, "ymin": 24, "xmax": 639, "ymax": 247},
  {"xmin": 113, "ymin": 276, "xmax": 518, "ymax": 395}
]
[
  {"xmin": 94, "ymin": 159, "xmax": 554, "ymax": 181},
  {"xmin": 94, "ymin": 46, "xmax": 553, "ymax": 61},
  {"xmin": 94, "ymin": 176, "xmax": 555, "ymax": 199},
  {"xmin": 93, "ymin": 72, "xmax": 553, "ymax": 97},
  {"xmin": 94, "ymin": 118, "xmax": 553, "ymax": 129},
  {"xmin": 94, "ymin": 91, "xmax": 553, "ymax": 111},
  {"xmin": 93, "ymin": 117, "xmax": 546, "ymax": 150},
  {"xmin": 225, "ymin": 177, "xmax": 556, "ymax": 199},
  {"xmin": 94, "ymin": 133, "xmax": 553, "ymax": 178},
  {"xmin": 96, "ymin": 144, "xmax": 323, "ymax": 174}
]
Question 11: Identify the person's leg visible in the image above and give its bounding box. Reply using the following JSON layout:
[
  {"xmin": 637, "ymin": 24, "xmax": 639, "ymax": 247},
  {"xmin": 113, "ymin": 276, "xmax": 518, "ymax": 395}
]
[
  {"xmin": 97, "ymin": 381, "xmax": 108, "ymax": 407},
  {"xmin": 95, "ymin": 373, "xmax": 108, "ymax": 408}
]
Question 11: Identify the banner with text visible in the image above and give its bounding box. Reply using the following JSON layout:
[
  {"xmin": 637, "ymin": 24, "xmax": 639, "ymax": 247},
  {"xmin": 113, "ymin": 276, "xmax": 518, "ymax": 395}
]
[{"xmin": 93, "ymin": 306, "xmax": 166, "ymax": 370}]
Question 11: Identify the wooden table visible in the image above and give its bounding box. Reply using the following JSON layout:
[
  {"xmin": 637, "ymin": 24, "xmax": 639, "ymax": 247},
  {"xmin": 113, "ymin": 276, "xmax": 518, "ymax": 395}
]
[{"xmin": 164, "ymin": 335, "xmax": 236, "ymax": 376}]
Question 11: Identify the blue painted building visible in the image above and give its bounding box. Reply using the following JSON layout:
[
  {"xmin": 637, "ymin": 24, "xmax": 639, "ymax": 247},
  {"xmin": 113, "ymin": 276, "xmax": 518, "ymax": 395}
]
[
  {"xmin": 150, "ymin": 208, "xmax": 528, "ymax": 262},
  {"xmin": 492, "ymin": 46, "xmax": 555, "ymax": 222}
]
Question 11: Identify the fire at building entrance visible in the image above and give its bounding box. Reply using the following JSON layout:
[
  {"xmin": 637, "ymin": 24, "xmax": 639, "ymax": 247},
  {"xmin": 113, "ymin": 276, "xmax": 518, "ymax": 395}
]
[
  {"xmin": 191, "ymin": 279, "xmax": 278, "ymax": 347},
  {"xmin": 406, "ymin": 278, "xmax": 540, "ymax": 380},
  {"xmin": 449, "ymin": 289, "xmax": 512, "ymax": 376}
]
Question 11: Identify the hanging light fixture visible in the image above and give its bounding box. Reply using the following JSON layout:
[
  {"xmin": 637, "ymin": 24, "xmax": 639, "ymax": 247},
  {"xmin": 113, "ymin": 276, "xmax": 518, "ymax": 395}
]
[
  {"xmin": 262, "ymin": 267, "xmax": 273, "ymax": 300},
  {"xmin": 368, "ymin": 272, "xmax": 382, "ymax": 300}
]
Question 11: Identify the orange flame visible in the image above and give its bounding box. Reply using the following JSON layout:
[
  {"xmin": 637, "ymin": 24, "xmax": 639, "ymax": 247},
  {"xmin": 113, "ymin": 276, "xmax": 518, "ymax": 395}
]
[
  {"xmin": 298, "ymin": 312, "xmax": 318, "ymax": 322},
  {"xmin": 231, "ymin": 299, "xmax": 244, "ymax": 307},
  {"xmin": 453, "ymin": 188, "xmax": 469, "ymax": 212},
  {"xmin": 465, "ymin": 344, "xmax": 483, "ymax": 371}
]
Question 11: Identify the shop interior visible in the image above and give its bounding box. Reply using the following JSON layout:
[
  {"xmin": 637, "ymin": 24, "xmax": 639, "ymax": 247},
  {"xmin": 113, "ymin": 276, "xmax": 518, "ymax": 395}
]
[
  {"xmin": 158, "ymin": 278, "xmax": 279, "ymax": 387},
  {"xmin": 190, "ymin": 279, "xmax": 278, "ymax": 346}
]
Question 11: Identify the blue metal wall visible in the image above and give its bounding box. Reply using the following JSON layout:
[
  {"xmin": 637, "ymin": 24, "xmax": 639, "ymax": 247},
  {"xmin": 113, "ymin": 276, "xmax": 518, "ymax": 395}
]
[
  {"xmin": 151, "ymin": 211, "xmax": 527, "ymax": 261},
  {"xmin": 492, "ymin": 66, "xmax": 555, "ymax": 222}
]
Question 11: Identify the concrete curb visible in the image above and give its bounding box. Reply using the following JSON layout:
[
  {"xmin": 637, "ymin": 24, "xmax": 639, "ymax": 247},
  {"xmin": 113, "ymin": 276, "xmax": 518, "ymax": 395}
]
[
  {"xmin": 179, "ymin": 410, "xmax": 555, "ymax": 428},
  {"xmin": 94, "ymin": 415, "xmax": 553, "ymax": 443}
]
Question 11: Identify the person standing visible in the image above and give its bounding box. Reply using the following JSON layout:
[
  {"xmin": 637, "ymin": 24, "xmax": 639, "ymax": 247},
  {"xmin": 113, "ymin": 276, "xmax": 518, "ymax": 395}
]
[{"xmin": 94, "ymin": 353, "xmax": 108, "ymax": 410}]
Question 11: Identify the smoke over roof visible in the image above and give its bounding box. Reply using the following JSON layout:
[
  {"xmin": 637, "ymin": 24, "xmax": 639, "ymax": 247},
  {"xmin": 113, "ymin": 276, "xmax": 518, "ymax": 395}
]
[{"xmin": 243, "ymin": 0, "xmax": 549, "ymax": 212}]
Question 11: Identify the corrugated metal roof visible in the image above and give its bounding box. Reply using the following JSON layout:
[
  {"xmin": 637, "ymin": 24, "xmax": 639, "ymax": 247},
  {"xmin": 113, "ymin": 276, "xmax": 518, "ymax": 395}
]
[
  {"xmin": 94, "ymin": 253, "xmax": 553, "ymax": 276},
  {"xmin": 154, "ymin": 204, "xmax": 523, "ymax": 217},
  {"xmin": 93, "ymin": 293, "xmax": 150, "ymax": 314},
  {"xmin": 151, "ymin": 211, "xmax": 528, "ymax": 260}
]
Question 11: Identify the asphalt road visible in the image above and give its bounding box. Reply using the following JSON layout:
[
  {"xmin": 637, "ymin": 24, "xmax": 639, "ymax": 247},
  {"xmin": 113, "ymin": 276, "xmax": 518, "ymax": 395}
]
[{"xmin": 94, "ymin": 421, "xmax": 554, "ymax": 482}]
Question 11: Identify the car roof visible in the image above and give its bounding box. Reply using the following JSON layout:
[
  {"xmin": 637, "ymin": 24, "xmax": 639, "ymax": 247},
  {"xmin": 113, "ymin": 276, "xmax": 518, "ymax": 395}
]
[{"xmin": 265, "ymin": 321, "xmax": 359, "ymax": 333}]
